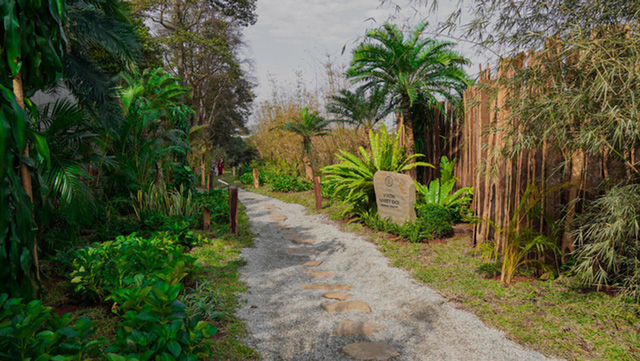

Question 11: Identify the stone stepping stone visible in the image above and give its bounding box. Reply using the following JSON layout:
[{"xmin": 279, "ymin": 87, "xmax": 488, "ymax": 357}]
[
  {"xmin": 300, "ymin": 269, "xmax": 335, "ymax": 279},
  {"xmin": 285, "ymin": 247, "xmax": 319, "ymax": 256},
  {"xmin": 341, "ymin": 342, "xmax": 400, "ymax": 360},
  {"xmin": 332, "ymin": 321, "xmax": 386, "ymax": 336},
  {"xmin": 265, "ymin": 204, "xmax": 279, "ymax": 210},
  {"xmin": 300, "ymin": 284, "xmax": 355, "ymax": 291},
  {"xmin": 321, "ymin": 300, "xmax": 371, "ymax": 313},
  {"xmin": 322, "ymin": 291, "xmax": 352, "ymax": 300},
  {"xmin": 291, "ymin": 236, "xmax": 315, "ymax": 245},
  {"xmin": 303, "ymin": 260, "xmax": 323, "ymax": 267},
  {"xmin": 322, "ymin": 291, "xmax": 353, "ymax": 301},
  {"xmin": 270, "ymin": 215, "xmax": 288, "ymax": 222}
]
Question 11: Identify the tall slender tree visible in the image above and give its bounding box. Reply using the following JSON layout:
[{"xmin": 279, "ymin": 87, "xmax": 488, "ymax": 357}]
[{"xmin": 347, "ymin": 22, "xmax": 470, "ymax": 179}]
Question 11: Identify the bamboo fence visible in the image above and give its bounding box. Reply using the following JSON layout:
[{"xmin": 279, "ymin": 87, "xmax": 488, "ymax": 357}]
[{"xmin": 419, "ymin": 55, "xmax": 616, "ymax": 249}]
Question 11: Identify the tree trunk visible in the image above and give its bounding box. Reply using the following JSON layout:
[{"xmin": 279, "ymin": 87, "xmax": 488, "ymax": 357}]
[
  {"xmin": 13, "ymin": 74, "xmax": 33, "ymax": 202},
  {"xmin": 13, "ymin": 72, "xmax": 39, "ymax": 280},
  {"xmin": 200, "ymin": 152, "xmax": 206, "ymax": 186},
  {"xmin": 302, "ymin": 137, "xmax": 314, "ymax": 181}
]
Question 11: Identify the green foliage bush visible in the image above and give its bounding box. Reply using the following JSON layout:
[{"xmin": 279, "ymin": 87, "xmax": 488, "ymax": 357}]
[
  {"xmin": 70, "ymin": 234, "xmax": 196, "ymax": 302},
  {"xmin": 197, "ymin": 188, "xmax": 229, "ymax": 225},
  {"xmin": 363, "ymin": 204, "xmax": 453, "ymax": 242},
  {"xmin": 270, "ymin": 174, "xmax": 312, "ymax": 192},
  {"xmin": 239, "ymin": 172, "xmax": 253, "ymax": 185},
  {"xmin": 0, "ymin": 294, "xmax": 105, "ymax": 360},
  {"xmin": 141, "ymin": 213, "xmax": 201, "ymax": 247},
  {"xmin": 105, "ymin": 280, "xmax": 216, "ymax": 360}
]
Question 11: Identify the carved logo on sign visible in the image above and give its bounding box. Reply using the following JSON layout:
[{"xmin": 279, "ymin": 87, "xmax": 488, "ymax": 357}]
[{"xmin": 385, "ymin": 176, "xmax": 393, "ymax": 187}]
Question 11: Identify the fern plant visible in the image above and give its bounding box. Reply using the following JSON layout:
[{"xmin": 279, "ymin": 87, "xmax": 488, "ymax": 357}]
[
  {"xmin": 416, "ymin": 156, "xmax": 473, "ymax": 219},
  {"xmin": 321, "ymin": 125, "xmax": 431, "ymax": 216}
]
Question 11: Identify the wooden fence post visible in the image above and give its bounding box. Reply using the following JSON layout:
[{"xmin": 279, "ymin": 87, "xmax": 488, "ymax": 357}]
[
  {"xmin": 313, "ymin": 176, "xmax": 322, "ymax": 211},
  {"xmin": 229, "ymin": 186, "xmax": 238, "ymax": 236},
  {"xmin": 203, "ymin": 208, "xmax": 211, "ymax": 231},
  {"xmin": 232, "ymin": 167, "xmax": 236, "ymax": 177},
  {"xmin": 253, "ymin": 169, "xmax": 259, "ymax": 188},
  {"xmin": 207, "ymin": 173, "xmax": 213, "ymax": 191}
]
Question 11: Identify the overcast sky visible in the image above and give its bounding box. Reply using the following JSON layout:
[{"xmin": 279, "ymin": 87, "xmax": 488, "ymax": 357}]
[{"xmin": 243, "ymin": 0, "xmax": 489, "ymax": 121}]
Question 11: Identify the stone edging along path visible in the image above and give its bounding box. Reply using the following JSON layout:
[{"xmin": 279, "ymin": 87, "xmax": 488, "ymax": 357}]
[{"xmin": 236, "ymin": 190, "xmax": 559, "ymax": 361}]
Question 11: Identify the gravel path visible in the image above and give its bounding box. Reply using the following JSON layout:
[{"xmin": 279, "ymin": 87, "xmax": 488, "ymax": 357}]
[{"xmin": 236, "ymin": 190, "xmax": 557, "ymax": 361}]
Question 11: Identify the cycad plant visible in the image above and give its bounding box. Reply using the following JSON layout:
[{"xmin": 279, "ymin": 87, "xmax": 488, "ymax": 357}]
[
  {"xmin": 347, "ymin": 21, "xmax": 471, "ymax": 179},
  {"xmin": 322, "ymin": 125, "xmax": 430, "ymax": 216},
  {"xmin": 281, "ymin": 107, "xmax": 332, "ymax": 180},
  {"xmin": 327, "ymin": 87, "xmax": 390, "ymax": 150}
]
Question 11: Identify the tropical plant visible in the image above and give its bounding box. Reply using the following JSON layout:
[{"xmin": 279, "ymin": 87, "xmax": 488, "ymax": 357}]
[
  {"xmin": 572, "ymin": 184, "xmax": 640, "ymax": 300},
  {"xmin": 70, "ymin": 234, "xmax": 196, "ymax": 302},
  {"xmin": 322, "ymin": 125, "xmax": 431, "ymax": 216},
  {"xmin": 416, "ymin": 156, "xmax": 473, "ymax": 221},
  {"xmin": 347, "ymin": 21, "xmax": 471, "ymax": 179},
  {"xmin": 104, "ymin": 69, "xmax": 193, "ymax": 195},
  {"xmin": 475, "ymin": 183, "xmax": 561, "ymax": 285},
  {"xmin": 106, "ymin": 280, "xmax": 216, "ymax": 360},
  {"xmin": 64, "ymin": 0, "xmax": 140, "ymax": 120},
  {"xmin": 281, "ymin": 107, "xmax": 332, "ymax": 180},
  {"xmin": 270, "ymin": 174, "xmax": 312, "ymax": 193},
  {"xmin": 0, "ymin": 294, "xmax": 105, "ymax": 359},
  {"xmin": 363, "ymin": 204, "xmax": 453, "ymax": 242},
  {"xmin": 327, "ymin": 86, "xmax": 391, "ymax": 149},
  {"xmin": 1, "ymin": 0, "xmax": 68, "ymax": 298},
  {"xmin": 132, "ymin": 182, "xmax": 200, "ymax": 221}
]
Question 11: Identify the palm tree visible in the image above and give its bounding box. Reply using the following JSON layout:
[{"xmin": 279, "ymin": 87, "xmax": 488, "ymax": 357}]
[
  {"xmin": 282, "ymin": 107, "xmax": 332, "ymax": 180},
  {"xmin": 327, "ymin": 86, "xmax": 391, "ymax": 150},
  {"xmin": 347, "ymin": 21, "xmax": 471, "ymax": 179}
]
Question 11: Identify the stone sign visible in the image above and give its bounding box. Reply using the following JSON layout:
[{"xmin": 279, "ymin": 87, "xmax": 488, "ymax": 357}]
[{"xmin": 373, "ymin": 171, "xmax": 416, "ymax": 225}]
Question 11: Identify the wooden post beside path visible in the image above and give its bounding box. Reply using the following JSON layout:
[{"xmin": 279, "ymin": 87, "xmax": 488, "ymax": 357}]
[
  {"xmin": 313, "ymin": 176, "xmax": 322, "ymax": 211},
  {"xmin": 203, "ymin": 208, "xmax": 211, "ymax": 231},
  {"xmin": 207, "ymin": 173, "xmax": 213, "ymax": 191},
  {"xmin": 229, "ymin": 186, "xmax": 238, "ymax": 236},
  {"xmin": 253, "ymin": 168, "xmax": 259, "ymax": 188},
  {"xmin": 232, "ymin": 167, "xmax": 236, "ymax": 177}
]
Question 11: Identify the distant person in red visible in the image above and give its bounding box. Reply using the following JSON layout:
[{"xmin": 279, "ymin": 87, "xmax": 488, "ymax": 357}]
[{"xmin": 217, "ymin": 158, "xmax": 224, "ymax": 176}]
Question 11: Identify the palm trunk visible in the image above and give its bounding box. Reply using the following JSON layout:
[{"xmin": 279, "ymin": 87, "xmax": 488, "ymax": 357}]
[
  {"xmin": 302, "ymin": 137, "xmax": 314, "ymax": 180},
  {"xmin": 399, "ymin": 97, "xmax": 417, "ymax": 180},
  {"xmin": 13, "ymin": 72, "xmax": 39, "ymax": 280}
]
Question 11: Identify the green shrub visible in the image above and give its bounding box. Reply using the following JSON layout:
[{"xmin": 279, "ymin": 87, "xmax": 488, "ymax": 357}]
[
  {"xmin": 362, "ymin": 204, "xmax": 453, "ymax": 242},
  {"xmin": 197, "ymin": 188, "xmax": 229, "ymax": 225},
  {"xmin": 0, "ymin": 294, "xmax": 105, "ymax": 359},
  {"xmin": 270, "ymin": 174, "xmax": 312, "ymax": 192},
  {"xmin": 70, "ymin": 234, "xmax": 196, "ymax": 302},
  {"xmin": 239, "ymin": 172, "xmax": 253, "ymax": 185},
  {"xmin": 105, "ymin": 281, "xmax": 216, "ymax": 360}
]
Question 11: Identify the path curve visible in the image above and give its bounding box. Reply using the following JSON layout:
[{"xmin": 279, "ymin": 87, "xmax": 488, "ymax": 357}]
[{"xmin": 236, "ymin": 190, "xmax": 557, "ymax": 361}]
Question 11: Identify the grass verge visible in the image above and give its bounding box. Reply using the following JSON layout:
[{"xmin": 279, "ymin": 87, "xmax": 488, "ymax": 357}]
[
  {"xmin": 189, "ymin": 201, "xmax": 261, "ymax": 360},
  {"xmin": 242, "ymin": 184, "xmax": 640, "ymax": 361}
]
